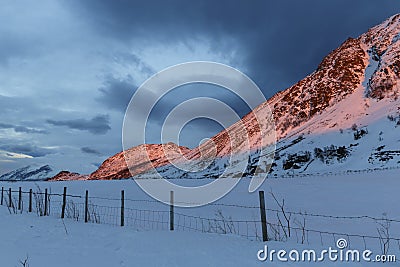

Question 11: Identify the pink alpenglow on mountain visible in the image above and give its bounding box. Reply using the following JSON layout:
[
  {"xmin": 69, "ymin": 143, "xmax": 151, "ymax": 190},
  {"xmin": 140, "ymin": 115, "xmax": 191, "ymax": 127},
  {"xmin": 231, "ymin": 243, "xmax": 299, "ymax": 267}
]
[
  {"xmin": 51, "ymin": 171, "xmax": 88, "ymax": 181},
  {"xmin": 48, "ymin": 14, "xmax": 400, "ymax": 181},
  {"xmin": 89, "ymin": 143, "xmax": 191, "ymax": 180}
]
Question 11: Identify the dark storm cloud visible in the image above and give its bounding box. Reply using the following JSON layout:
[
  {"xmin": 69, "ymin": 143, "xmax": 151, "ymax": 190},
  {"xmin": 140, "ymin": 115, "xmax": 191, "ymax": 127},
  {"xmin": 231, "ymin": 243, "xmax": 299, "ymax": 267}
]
[
  {"xmin": 96, "ymin": 76, "xmax": 136, "ymax": 112},
  {"xmin": 46, "ymin": 115, "xmax": 111, "ymax": 135},
  {"xmin": 68, "ymin": 0, "xmax": 400, "ymax": 96},
  {"xmin": 0, "ymin": 122, "xmax": 48, "ymax": 134},
  {"xmin": 0, "ymin": 143, "xmax": 55, "ymax": 157},
  {"xmin": 81, "ymin": 147, "xmax": 102, "ymax": 155}
]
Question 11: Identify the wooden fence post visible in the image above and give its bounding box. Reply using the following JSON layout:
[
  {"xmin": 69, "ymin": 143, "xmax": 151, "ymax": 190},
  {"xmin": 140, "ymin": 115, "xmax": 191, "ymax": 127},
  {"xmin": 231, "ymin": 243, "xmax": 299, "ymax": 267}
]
[
  {"xmin": 259, "ymin": 191, "xmax": 268, "ymax": 242},
  {"xmin": 44, "ymin": 188, "xmax": 48, "ymax": 216},
  {"xmin": 29, "ymin": 189, "xmax": 32, "ymax": 212},
  {"xmin": 85, "ymin": 190, "xmax": 89, "ymax": 223},
  {"xmin": 1, "ymin": 187, "xmax": 3, "ymax": 205},
  {"xmin": 18, "ymin": 187, "xmax": 22, "ymax": 210},
  {"xmin": 170, "ymin": 191, "xmax": 174, "ymax": 231},
  {"xmin": 61, "ymin": 187, "xmax": 67, "ymax": 219},
  {"xmin": 120, "ymin": 190, "xmax": 124, "ymax": 227},
  {"xmin": 8, "ymin": 188, "xmax": 12, "ymax": 208}
]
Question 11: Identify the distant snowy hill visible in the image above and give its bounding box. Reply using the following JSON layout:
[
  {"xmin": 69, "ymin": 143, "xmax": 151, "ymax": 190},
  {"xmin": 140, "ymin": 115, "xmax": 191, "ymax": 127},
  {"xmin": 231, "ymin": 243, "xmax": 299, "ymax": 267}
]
[{"xmin": 0, "ymin": 165, "xmax": 55, "ymax": 181}]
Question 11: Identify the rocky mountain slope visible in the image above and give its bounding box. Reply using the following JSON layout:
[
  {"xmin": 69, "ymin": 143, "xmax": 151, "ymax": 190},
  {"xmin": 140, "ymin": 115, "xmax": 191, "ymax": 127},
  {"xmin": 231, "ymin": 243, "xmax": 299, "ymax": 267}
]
[
  {"xmin": 137, "ymin": 14, "xmax": 400, "ymax": 179},
  {"xmin": 51, "ymin": 143, "xmax": 190, "ymax": 181},
  {"xmin": 56, "ymin": 13, "xmax": 400, "ymax": 180},
  {"xmin": 161, "ymin": 14, "xmax": 400, "ymax": 161}
]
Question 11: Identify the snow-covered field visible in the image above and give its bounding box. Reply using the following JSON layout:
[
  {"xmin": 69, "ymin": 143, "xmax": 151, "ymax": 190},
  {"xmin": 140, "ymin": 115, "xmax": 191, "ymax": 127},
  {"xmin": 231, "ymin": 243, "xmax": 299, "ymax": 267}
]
[
  {"xmin": 0, "ymin": 170, "xmax": 399, "ymax": 266},
  {"xmin": 0, "ymin": 208, "xmax": 263, "ymax": 267}
]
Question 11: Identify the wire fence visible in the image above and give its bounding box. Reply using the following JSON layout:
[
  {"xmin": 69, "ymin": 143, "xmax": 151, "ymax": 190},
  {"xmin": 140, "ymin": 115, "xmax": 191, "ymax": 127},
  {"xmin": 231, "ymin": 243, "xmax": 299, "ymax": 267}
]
[{"xmin": 0, "ymin": 186, "xmax": 399, "ymax": 257}]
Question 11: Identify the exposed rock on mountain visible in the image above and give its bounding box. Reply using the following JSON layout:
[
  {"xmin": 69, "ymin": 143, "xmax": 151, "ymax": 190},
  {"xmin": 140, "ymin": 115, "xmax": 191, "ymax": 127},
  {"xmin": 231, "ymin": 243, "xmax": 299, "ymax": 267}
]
[
  {"xmin": 51, "ymin": 171, "xmax": 88, "ymax": 181},
  {"xmin": 87, "ymin": 143, "xmax": 191, "ymax": 180}
]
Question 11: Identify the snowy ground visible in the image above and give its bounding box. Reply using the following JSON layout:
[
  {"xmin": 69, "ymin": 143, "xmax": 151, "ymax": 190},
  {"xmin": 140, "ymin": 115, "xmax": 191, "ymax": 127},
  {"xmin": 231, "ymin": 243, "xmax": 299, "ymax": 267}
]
[
  {"xmin": 0, "ymin": 170, "xmax": 399, "ymax": 266},
  {"xmin": 0, "ymin": 208, "xmax": 397, "ymax": 267},
  {"xmin": 0, "ymin": 208, "xmax": 263, "ymax": 267}
]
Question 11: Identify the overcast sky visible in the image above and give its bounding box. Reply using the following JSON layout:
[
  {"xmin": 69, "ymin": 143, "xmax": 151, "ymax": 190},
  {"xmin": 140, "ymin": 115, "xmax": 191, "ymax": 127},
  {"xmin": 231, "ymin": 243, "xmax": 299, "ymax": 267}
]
[{"xmin": 0, "ymin": 0, "xmax": 399, "ymax": 175}]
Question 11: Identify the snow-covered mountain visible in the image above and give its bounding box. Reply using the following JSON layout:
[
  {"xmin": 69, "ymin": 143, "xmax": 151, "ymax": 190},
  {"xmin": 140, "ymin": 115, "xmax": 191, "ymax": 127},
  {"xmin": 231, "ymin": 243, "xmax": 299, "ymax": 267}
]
[
  {"xmin": 50, "ymin": 143, "xmax": 191, "ymax": 181},
  {"xmin": 135, "ymin": 14, "xmax": 400, "ymax": 179},
  {"xmin": 19, "ymin": 14, "xmax": 400, "ymax": 181},
  {"xmin": 0, "ymin": 165, "xmax": 56, "ymax": 181}
]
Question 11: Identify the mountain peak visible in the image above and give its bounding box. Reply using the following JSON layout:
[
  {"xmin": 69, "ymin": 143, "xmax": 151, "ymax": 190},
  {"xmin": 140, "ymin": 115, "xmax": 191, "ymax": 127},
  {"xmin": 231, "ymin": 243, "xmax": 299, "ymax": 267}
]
[
  {"xmin": 362, "ymin": 13, "xmax": 400, "ymax": 53},
  {"xmin": 358, "ymin": 14, "xmax": 400, "ymax": 100}
]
